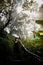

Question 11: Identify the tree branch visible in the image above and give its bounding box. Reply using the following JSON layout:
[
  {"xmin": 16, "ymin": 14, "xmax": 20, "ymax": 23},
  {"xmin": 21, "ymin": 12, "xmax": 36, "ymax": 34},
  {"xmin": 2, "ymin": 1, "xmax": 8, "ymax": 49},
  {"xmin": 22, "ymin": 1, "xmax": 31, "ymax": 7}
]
[{"xmin": 0, "ymin": 11, "xmax": 11, "ymax": 31}]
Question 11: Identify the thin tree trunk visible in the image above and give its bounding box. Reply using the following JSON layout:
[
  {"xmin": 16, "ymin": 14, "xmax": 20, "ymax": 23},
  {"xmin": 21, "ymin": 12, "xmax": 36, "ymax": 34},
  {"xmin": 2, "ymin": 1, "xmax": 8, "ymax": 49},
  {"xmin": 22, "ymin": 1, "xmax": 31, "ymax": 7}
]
[{"xmin": 0, "ymin": 11, "xmax": 11, "ymax": 31}]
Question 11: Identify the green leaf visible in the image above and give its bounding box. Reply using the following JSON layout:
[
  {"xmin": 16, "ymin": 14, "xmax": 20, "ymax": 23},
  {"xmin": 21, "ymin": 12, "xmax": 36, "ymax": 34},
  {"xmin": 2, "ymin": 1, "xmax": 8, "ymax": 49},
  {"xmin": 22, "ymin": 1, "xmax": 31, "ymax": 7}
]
[
  {"xmin": 32, "ymin": 31, "xmax": 43, "ymax": 40},
  {"xmin": 35, "ymin": 20, "xmax": 43, "ymax": 25},
  {"xmin": 32, "ymin": 31, "xmax": 40, "ymax": 37},
  {"xmin": 39, "ymin": 31, "xmax": 43, "ymax": 35}
]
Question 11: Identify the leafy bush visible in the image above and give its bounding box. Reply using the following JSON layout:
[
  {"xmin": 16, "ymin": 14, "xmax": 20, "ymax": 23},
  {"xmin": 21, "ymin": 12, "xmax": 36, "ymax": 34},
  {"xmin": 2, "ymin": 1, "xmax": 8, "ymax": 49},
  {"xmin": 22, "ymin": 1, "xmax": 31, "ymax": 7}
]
[
  {"xmin": 0, "ymin": 31, "xmax": 14, "ymax": 63},
  {"xmin": 36, "ymin": 20, "xmax": 43, "ymax": 25},
  {"xmin": 21, "ymin": 38, "xmax": 43, "ymax": 54}
]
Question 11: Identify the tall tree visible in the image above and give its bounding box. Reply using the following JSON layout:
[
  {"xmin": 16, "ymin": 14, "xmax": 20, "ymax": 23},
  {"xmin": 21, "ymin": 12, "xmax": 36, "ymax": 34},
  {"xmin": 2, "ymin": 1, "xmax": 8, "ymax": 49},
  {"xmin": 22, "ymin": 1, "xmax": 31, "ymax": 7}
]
[{"xmin": 0, "ymin": 0, "xmax": 15, "ymax": 31}]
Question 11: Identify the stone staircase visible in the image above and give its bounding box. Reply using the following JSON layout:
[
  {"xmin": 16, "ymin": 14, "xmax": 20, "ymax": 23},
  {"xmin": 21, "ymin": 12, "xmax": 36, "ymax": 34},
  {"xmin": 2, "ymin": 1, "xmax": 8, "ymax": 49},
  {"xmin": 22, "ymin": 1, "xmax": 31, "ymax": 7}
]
[{"xmin": 11, "ymin": 40, "xmax": 43, "ymax": 64}]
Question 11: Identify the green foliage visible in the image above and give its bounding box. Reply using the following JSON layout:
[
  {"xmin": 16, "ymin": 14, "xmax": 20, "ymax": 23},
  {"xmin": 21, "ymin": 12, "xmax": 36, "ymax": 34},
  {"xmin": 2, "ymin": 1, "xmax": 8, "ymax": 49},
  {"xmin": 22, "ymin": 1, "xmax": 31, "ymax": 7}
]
[
  {"xmin": 36, "ymin": 20, "xmax": 43, "ymax": 25},
  {"xmin": 0, "ymin": 31, "xmax": 14, "ymax": 63},
  {"xmin": 21, "ymin": 38, "xmax": 43, "ymax": 54},
  {"xmin": 32, "ymin": 31, "xmax": 40, "ymax": 37},
  {"xmin": 0, "ymin": 31, "xmax": 14, "ymax": 49},
  {"xmin": 33, "ymin": 31, "xmax": 43, "ymax": 40},
  {"xmin": 31, "ymin": 19, "xmax": 43, "ymax": 55}
]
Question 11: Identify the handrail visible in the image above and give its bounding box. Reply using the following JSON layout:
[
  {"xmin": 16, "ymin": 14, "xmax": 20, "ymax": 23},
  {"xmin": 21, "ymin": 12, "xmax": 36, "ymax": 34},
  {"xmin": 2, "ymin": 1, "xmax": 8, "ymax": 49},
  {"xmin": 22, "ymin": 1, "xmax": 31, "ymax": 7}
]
[{"xmin": 18, "ymin": 40, "xmax": 43, "ymax": 62}]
